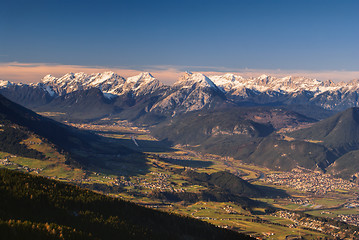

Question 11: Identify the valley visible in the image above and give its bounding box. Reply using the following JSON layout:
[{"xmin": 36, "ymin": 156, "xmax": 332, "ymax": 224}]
[
  {"xmin": 2, "ymin": 114, "xmax": 359, "ymax": 239},
  {"xmin": 2, "ymin": 1, "xmax": 357, "ymax": 239}
]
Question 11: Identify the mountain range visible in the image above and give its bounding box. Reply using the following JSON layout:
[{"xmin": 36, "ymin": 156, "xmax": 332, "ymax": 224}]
[
  {"xmin": 2, "ymin": 71, "xmax": 359, "ymax": 122},
  {"xmin": 2, "ymin": 71, "xmax": 359, "ymax": 179}
]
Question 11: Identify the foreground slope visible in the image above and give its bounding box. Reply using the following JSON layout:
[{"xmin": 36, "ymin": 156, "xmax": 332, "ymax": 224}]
[{"xmin": 0, "ymin": 168, "xmax": 251, "ymax": 240}]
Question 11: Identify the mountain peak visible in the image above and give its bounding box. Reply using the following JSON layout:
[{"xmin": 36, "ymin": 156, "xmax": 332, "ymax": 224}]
[
  {"xmin": 141, "ymin": 72, "xmax": 154, "ymax": 78},
  {"xmin": 174, "ymin": 72, "xmax": 224, "ymax": 94},
  {"xmin": 41, "ymin": 74, "xmax": 57, "ymax": 83},
  {"xmin": 222, "ymin": 73, "xmax": 236, "ymax": 81},
  {"xmin": 0, "ymin": 80, "xmax": 12, "ymax": 87},
  {"xmin": 64, "ymin": 72, "xmax": 75, "ymax": 78},
  {"xmin": 178, "ymin": 72, "xmax": 207, "ymax": 82},
  {"xmin": 127, "ymin": 72, "xmax": 156, "ymax": 83},
  {"xmin": 258, "ymin": 74, "xmax": 269, "ymax": 80}
]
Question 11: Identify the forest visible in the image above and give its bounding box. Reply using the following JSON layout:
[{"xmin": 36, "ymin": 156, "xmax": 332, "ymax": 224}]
[{"xmin": 0, "ymin": 168, "xmax": 253, "ymax": 240}]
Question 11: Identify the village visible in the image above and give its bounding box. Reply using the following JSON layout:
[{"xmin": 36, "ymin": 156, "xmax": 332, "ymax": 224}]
[
  {"xmin": 274, "ymin": 210, "xmax": 358, "ymax": 238},
  {"xmin": 263, "ymin": 168, "xmax": 357, "ymax": 194},
  {"xmin": 115, "ymin": 172, "xmax": 185, "ymax": 192},
  {"xmin": 0, "ymin": 156, "xmax": 43, "ymax": 174},
  {"xmin": 337, "ymin": 214, "xmax": 359, "ymax": 227}
]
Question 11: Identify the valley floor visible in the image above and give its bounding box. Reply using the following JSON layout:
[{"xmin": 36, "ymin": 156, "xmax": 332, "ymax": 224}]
[{"xmin": 2, "ymin": 118, "xmax": 359, "ymax": 239}]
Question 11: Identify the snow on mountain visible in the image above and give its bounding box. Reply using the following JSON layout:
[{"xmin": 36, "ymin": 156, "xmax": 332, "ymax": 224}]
[
  {"xmin": 150, "ymin": 72, "xmax": 225, "ymax": 115},
  {"xmin": 32, "ymin": 82, "xmax": 56, "ymax": 97},
  {"xmin": 122, "ymin": 72, "xmax": 163, "ymax": 96},
  {"xmin": 40, "ymin": 71, "xmax": 163, "ymax": 97},
  {"xmin": 2, "ymin": 71, "xmax": 359, "ymax": 114},
  {"xmin": 41, "ymin": 71, "xmax": 126, "ymax": 95},
  {"xmin": 210, "ymin": 73, "xmax": 244, "ymax": 91},
  {"xmin": 209, "ymin": 74, "xmax": 345, "ymax": 94},
  {"xmin": 173, "ymin": 71, "xmax": 225, "ymax": 94},
  {"xmin": 175, "ymin": 72, "xmax": 213, "ymax": 88},
  {"xmin": 26, "ymin": 71, "xmax": 359, "ymax": 100},
  {"xmin": 0, "ymin": 80, "xmax": 12, "ymax": 88}
]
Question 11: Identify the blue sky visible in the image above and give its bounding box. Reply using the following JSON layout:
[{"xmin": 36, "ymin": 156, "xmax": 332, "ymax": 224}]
[{"xmin": 0, "ymin": 0, "xmax": 358, "ymax": 83}]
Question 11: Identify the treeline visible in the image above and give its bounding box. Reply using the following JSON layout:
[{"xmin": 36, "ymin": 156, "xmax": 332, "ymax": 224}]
[
  {"xmin": 0, "ymin": 219, "xmax": 95, "ymax": 240},
  {"xmin": 0, "ymin": 168, "xmax": 253, "ymax": 240}
]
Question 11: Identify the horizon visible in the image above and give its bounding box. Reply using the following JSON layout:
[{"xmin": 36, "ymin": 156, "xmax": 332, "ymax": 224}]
[
  {"xmin": 1, "ymin": 62, "xmax": 359, "ymax": 85},
  {"xmin": 1, "ymin": 0, "xmax": 358, "ymax": 84}
]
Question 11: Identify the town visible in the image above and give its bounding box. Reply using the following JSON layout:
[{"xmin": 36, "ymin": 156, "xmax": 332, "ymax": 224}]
[{"xmin": 263, "ymin": 167, "xmax": 357, "ymax": 194}]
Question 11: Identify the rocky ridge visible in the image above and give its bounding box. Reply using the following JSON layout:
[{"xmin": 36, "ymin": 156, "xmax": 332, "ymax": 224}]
[{"xmin": 1, "ymin": 71, "xmax": 359, "ymax": 118}]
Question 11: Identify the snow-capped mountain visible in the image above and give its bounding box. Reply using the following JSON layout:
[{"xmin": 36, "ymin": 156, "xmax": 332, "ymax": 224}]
[
  {"xmin": 121, "ymin": 72, "xmax": 164, "ymax": 96},
  {"xmin": 150, "ymin": 72, "xmax": 226, "ymax": 115},
  {"xmin": 40, "ymin": 71, "xmax": 164, "ymax": 98},
  {"xmin": 209, "ymin": 74, "xmax": 344, "ymax": 94},
  {"xmin": 41, "ymin": 72, "xmax": 126, "ymax": 96},
  {"xmin": 1, "ymin": 71, "xmax": 359, "ymax": 122},
  {"xmin": 0, "ymin": 80, "xmax": 12, "ymax": 88}
]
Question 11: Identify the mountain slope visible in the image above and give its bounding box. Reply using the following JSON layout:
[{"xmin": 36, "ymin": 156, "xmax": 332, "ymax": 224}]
[
  {"xmin": 246, "ymin": 137, "xmax": 337, "ymax": 171},
  {"xmin": 149, "ymin": 72, "xmax": 227, "ymax": 116},
  {"xmin": 0, "ymin": 168, "xmax": 251, "ymax": 240},
  {"xmin": 0, "ymin": 82, "xmax": 53, "ymax": 108},
  {"xmin": 151, "ymin": 108, "xmax": 273, "ymax": 159},
  {"xmin": 290, "ymin": 107, "xmax": 359, "ymax": 154},
  {"xmin": 152, "ymin": 108, "xmax": 276, "ymax": 144},
  {"xmin": 0, "ymin": 94, "xmax": 137, "ymax": 168},
  {"xmin": 151, "ymin": 107, "xmax": 314, "ymax": 159},
  {"xmin": 34, "ymin": 88, "xmax": 120, "ymax": 122},
  {"xmin": 184, "ymin": 170, "xmax": 274, "ymax": 198},
  {"xmin": 327, "ymin": 150, "xmax": 359, "ymax": 180}
]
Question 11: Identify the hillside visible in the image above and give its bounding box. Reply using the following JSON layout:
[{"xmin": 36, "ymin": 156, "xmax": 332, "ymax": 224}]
[
  {"xmin": 151, "ymin": 106, "xmax": 359, "ymax": 174},
  {"xmin": 34, "ymin": 88, "xmax": 120, "ymax": 122},
  {"xmin": 246, "ymin": 137, "xmax": 337, "ymax": 171},
  {"xmin": 151, "ymin": 107, "xmax": 314, "ymax": 159},
  {"xmin": 183, "ymin": 170, "xmax": 287, "ymax": 198},
  {"xmin": 0, "ymin": 168, "xmax": 251, "ymax": 240},
  {"xmin": 0, "ymin": 94, "xmax": 140, "ymax": 169},
  {"xmin": 327, "ymin": 150, "xmax": 359, "ymax": 180},
  {"xmin": 290, "ymin": 107, "xmax": 359, "ymax": 154},
  {"xmin": 245, "ymin": 108, "xmax": 359, "ymax": 172},
  {"xmin": 244, "ymin": 107, "xmax": 359, "ymax": 175}
]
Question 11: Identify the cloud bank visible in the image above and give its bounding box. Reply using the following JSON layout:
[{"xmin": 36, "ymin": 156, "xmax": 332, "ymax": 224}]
[{"xmin": 0, "ymin": 62, "xmax": 358, "ymax": 85}]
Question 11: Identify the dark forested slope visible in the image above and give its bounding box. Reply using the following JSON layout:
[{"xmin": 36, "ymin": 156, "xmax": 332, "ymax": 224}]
[{"xmin": 0, "ymin": 168, "xmax": 252, "ymax": 240}]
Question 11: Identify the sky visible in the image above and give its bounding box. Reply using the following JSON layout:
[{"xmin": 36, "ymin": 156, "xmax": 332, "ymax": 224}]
[{"xmin": 1, "ymin": 0, "xmax": 358, "ymax": 84}]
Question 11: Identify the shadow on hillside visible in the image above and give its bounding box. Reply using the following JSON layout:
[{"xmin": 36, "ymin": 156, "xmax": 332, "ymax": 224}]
[
  {"xmin": 112, "ymin": 138, "xmax": 175, "ymax": 153},
  {"xmin": 67, "ymin": 136, "xmax": 151, "ymax": 177},
  {"xmin": 256, "ymin": 185, "xmax": 289, "ymax": 198}
]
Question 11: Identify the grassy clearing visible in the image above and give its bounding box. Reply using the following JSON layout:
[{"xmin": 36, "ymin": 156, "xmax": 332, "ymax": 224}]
[
  {"xmin": 37, "ymin": 112, "xmax": 66, "ymax": 117},
  {"xmin": 312, "ymin": 198, "xmax": 347, "ymax": 207},
  {"xmin": 10, "ymin": 156, "xmax": 51, "ymax": 169}
]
